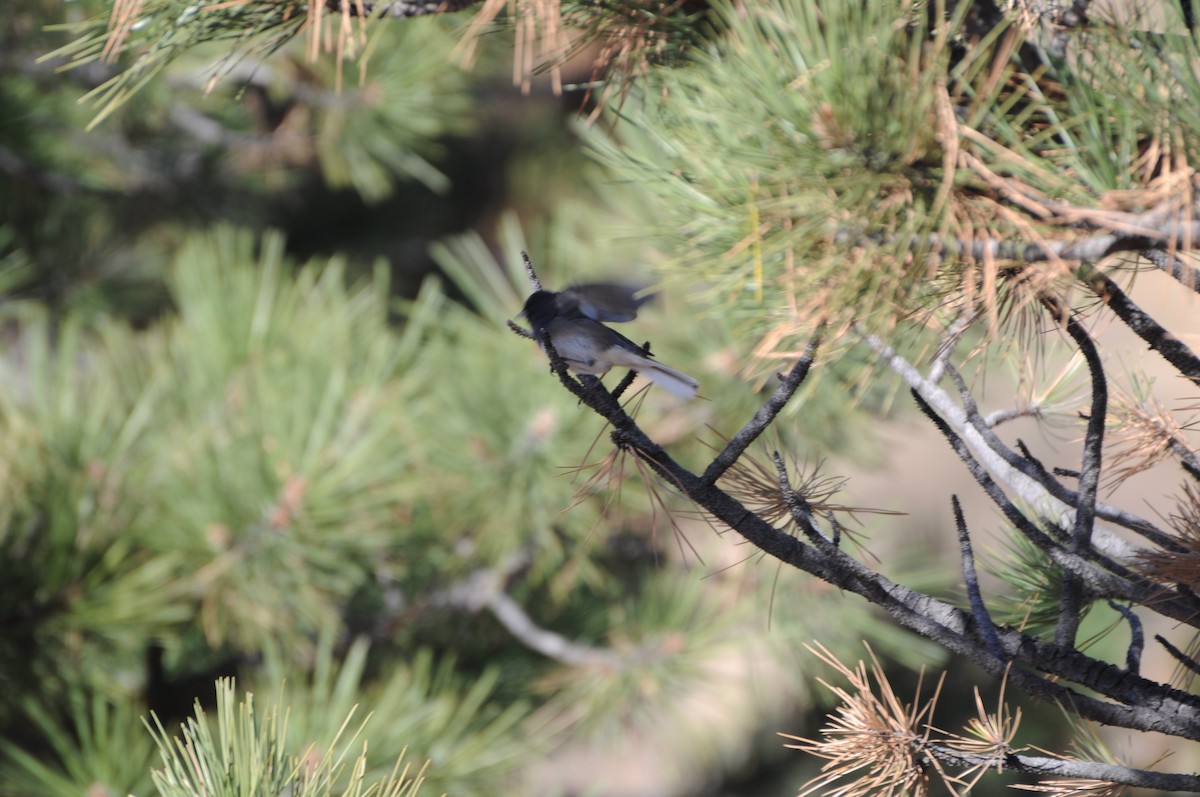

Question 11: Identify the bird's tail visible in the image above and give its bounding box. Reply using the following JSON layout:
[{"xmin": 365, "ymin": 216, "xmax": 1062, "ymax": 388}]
[
  {"xmin": 606, "ymin": 349, "xmax": 699, "ymax": 398},
  {"xmin": 641, "ymin": 361, "xmax": 700, "ymax": 398}
]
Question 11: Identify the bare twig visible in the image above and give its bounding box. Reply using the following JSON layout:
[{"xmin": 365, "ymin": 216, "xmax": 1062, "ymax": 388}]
[
  {"xmin": 1143, "ymin": 248, "xmax": 1200, "ymax": 294},
  {"xmin": 912, "ymin": 389, "xmax": 1187, "ymax": 621},
  {"xmin": 773, "ymin": 450, "xmax": 826, "ymax": 544},
  {"xmin": 1107, "ymin": 600, "xmax": 1144, "ymax": 675},
  {"xmin": 485, "ymin": 590, "xmax": 620, "ymax": 666},
  {"xmin": 1076, "ymin": 261, "xmax": 1200, "ymax": 386},
  {"xmin": 326, "ymin": 0, "xmax": 479, "ymax": 17},
  {"xmin": 923, "ymin": 742, "xmax": 1200, "ymax": 793},
  {"xmin": 700, "ymin": 333, "xmax": 821, "ymax": 486},
  {"xmin": 1156, "ymin": 634, "xmax": 1200, "ymax": 678},
  {"xmin": 952, "ymin": 495, "xmax": 1005, "ymax": 661},
  {"xmin": 1055, "ymin": 309, "xmax": 1107, "ymax": 648},
  {"xmin": 434, "ymin": 552, "xmax": 619, "ymax": 667},
  {"xmin": 861, "ymin": 330, "xmax": 1146, "ymax": 561},
  {"xmin": 521, "ymin": 250, "xmax": 542, "ymax": 292},
  {"xmin": 507, "ymin": 318, "xmax": 535, "ymax": 340}
]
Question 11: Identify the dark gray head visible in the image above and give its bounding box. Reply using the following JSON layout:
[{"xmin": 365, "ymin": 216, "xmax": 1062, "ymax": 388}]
[{"xmin": 521, "ymin": 290, "xmax": 559, "ymax": 331}]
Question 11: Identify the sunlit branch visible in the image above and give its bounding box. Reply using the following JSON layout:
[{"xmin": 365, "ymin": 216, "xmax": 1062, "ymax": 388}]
[{"xmin": 1077, "ymin": 261, "xmax": 1200, "ymax": 386}]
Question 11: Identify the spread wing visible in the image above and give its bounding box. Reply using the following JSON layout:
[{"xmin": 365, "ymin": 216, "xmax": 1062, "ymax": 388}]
[{"xmin": 556, "ymin": 283, "xmax": 652, "ymax": 323}]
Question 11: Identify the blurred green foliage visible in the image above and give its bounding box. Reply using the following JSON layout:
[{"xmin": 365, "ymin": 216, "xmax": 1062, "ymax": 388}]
[{"xmin": 0, "ymin": 219, "xmax": 940, "ymax": 794}]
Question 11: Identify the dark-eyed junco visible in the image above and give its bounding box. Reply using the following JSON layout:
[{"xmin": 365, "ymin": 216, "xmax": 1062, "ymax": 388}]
[{"xmin": 521, "ymin": 284, "xmax": 699, "ymax": 399}]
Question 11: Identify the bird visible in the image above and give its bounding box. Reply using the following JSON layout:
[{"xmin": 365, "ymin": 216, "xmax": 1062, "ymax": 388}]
[{"xmin": 521, "ymin": 283, "xmax": 699, "ymax": 399}]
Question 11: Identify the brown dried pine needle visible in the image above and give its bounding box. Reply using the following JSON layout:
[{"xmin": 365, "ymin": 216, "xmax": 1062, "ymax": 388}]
[
  {"xmin": 780, "ymin": 642, "xmax": 948, "ymax": 797},
  {"xmin": 1104, "ymin": 385, "xmax": 1193, "ymax": 491},
  {"xmin": 717, "ymin": 445, "xmax": 902, "ymax": 535},
  {"xmin": 1137, "ymin": 481, "xmax": 1200, "ymax": 591}
]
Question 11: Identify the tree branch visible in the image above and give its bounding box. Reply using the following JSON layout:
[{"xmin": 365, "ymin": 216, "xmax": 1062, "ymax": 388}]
[
  {"xmin": 699, "ymin": 333, "xmax": 820, "ymax": 486},
  {"xmin": 951, "ymin": 495, "xmax": 1005, "ymax": 660},
  {"xmin": 1157, "ymin": 634, "xmax": 1200, "ymax": 678},
  {"xmin": 1143, "ymin": 247, "xmax": 1200, "ymax": 293},
  {"xmin": 326, "ymin": 0, "xmax": 479, "ymax": 18},
  {"xmin": 859, "ymin": 329, "xmax": 1143, "ymax": 562},
  {"xmin": 533, "ymin": 338, "xmax": 1200, "ymax": 739},
  {"xmin": 1107, "ymin": 600, "xmax": 1144, "ymax": 675},
  {"xmin": 1056, "ymin": 308, "xmax": 1107, "ymax": 648},
  {"xmin": 922, "ymin": 742, "xmax": 1200, "ymax": 793},
  {"xmin": 433, "ymin": 552, "xmax": 619, "ymax": 667},
  {"xmin": 836, "ymin": 218, "xmax": 1200, "ymax": 265},
  {"xmin": 1076, "ymin": 260, "xmax": 1200, "ymax": 386}
]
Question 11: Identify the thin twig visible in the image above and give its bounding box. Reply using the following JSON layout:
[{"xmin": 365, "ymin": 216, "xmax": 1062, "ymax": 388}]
[
  {"xmin": 1143, "ymin": 248, "xmax": 1200, "ymax": 294},
  {"xmin": 433, "ymin": 552, "xmax": 620, "ymax": 666},
  {"xmin": 1077, "ymin": 261, "xmax": 1200, "ymax": 386},
  {"xmin": 866, "ymin": 334, "xmax": 1145, "ymax": 558},
  {"xmin": 486, "ymin": 590, "xmax": 620, "ymax": 666},
  {"xmin": 773, "ymin": 450, "xmax": 826, "ymax": 543},
  {"xmin": 1168, "ymin": 431, "xmax": 1200, "ymax": 482},
  {"xmin": 911, "ymin": 389, "xmax": 1160, "ymax": 613},
  {"xmin": 1157, "ymin": 634, "xmax": 1200, "ymax": 677},
  {"xmin": 1106, "ymin": 600, "xmax": 1144, "ymax": 675},
  {"xmin": 952, "ymin": 495, "xmax": 1006, "ymax": 661},
  {"xmin": 1055, "ymin": 308, "xmax": 1107, "ymax": 648},
  {"xmin": 521, "ymin": 250, "xmax": 542, "ymax": 291},
  {"xmin": 327, "ymin": 0, "xmax": 479, "ymax": 18},
  {"xmin": 507, "ymin": 319, "xmax": 535, "ymax": 340},
  {"xmin": 922, "ymin": 742, "xmax": 1200, "ymax": 793},
  {"xmin": 700, "ymin": 333, "xmax": 821, "ymax": 486}
]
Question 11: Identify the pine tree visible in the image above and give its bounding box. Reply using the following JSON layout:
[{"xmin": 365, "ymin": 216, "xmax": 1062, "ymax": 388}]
[{"xmin": 6, "ymin": 0, "xmax": 1200, "ymax": 795}]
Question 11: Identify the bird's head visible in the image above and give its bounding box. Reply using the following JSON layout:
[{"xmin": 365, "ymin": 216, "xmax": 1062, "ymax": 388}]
[{"xmin": 521, "ymin": 290, "xmax": 558, "ymax": 329}]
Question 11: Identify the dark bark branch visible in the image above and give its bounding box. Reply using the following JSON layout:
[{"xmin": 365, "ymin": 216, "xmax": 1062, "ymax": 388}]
[
  {"xmin": 859, "ymin": 328, "xmax": 1144, "ymax": 563},
  {"xmin": 699, "ymin": 334, "xmax": 820, "ymax": 486},
  {"xmin": 1013, "ymin": 439, "xmax": 1182, "ymax": 552},
  {"xmin": 1077, "ymin": 261, "xmax": 1200, "ymax": 386},
  {"xmin": 533, "ymin": 344, "xmax": 1200, "ymax": 739},
  {"xmin": 507, "ymin": 319, "xmax": 535, "ymax": 340},
  {"xmin": 837, "ymin": 220, "xmax": 1200, "ymax": 265},
  {"xmin": 913, "ymin": 388, "xmax": 1200, "ymax": 625},
  {"xmin": 1144, "ymin": 247, "xmax": 1200, "ymax": 293},
  {"xmin": 327, "ymin": 0, "xmax": 479, "ymax": 18},
  {"xmin": 1169, "ymin": 433, "xmax": 1200, "ymax": 482},
  {"xmin": 923, "ymin": 742, "xmax": 1200, "ymax": 792},
  {"xmin": 952, "ymin": 495, "xmax": 1005, "ymax": 660},
  {"xmin": 971, "ymin": 407, "xmax": 1173, "ymax": 549},
  {"xmin": 943, "ymin": 363, "xmax": 1168, "ymax": 587},
  {"xmin": 1056, "ymin": 310, "xmax": 1107, "ymax": 648},
  {"xmin": 1107, "ymin": 600, "xmax": 1144, "ymax": 675},
  {"xmin": 1157, "ymin": 634, "xmax": 1200, "ymax": 678},
  {"xmin": 947, "ymin": 365, "xmax": 1075, "ymax": 509},
  {"xmin": 774, "ymin": 450, "xmax": 827, "ymax": 544}
]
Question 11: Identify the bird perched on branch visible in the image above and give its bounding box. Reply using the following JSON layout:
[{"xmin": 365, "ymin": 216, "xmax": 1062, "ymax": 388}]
[{"xmin": 521, "ymin": 283, "xmax": 699, "ymax": 399}]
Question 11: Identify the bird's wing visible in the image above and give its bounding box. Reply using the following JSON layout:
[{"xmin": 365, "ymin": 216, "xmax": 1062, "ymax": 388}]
[{"xmin": 558, "ymin": 283, "xmax": 651, "ymax": 323}]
